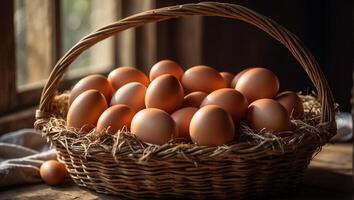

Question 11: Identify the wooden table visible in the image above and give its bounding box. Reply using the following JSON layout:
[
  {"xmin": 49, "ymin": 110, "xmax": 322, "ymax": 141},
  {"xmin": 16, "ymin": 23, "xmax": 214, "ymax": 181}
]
[{"xmin": 0, "ymin": 144, "xmax": 352, "ymax": 200}]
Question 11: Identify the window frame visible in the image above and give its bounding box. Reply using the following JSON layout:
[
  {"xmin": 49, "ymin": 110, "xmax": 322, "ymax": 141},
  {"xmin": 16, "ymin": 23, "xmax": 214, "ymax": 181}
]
[
  {"xmin": 0, "ymin": 0, "xmax": 163, "ymax": 133},
  {"xmin": 0, "ymin": 0, "xmax": 120, "ymax": 133}
]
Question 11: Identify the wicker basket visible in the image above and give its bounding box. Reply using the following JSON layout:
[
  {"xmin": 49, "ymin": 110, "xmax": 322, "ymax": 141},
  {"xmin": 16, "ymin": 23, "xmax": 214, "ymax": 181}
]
[{"xmin": 35, "ymin": 2, "xmax": 337, "ymax": 199}]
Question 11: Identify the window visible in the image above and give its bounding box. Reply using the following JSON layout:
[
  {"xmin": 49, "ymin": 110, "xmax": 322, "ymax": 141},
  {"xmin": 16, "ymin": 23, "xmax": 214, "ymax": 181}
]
[
  {"xmin": 0, "ymin": 0, "xmax": 121, "ymax": 132},
  {"xmin": 15, "ymin": 0, "xmax": 117, "ymax": 89},
  {"xmin": 15, "ymin": 0, "xmax": 54, "ymax": 88},
  {"xmin": 61, "ymin": 0, "xmax": 117, "ymax": 75},
  {"xmin": 0, "ymin": 0, "xmax": 156, "ymax": 133}
]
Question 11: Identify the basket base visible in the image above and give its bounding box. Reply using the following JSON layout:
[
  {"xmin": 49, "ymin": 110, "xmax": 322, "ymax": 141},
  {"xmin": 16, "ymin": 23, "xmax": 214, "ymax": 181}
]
[{"xmin": 57, "ymin": 146, "xmax": 315, "ymax": 200}]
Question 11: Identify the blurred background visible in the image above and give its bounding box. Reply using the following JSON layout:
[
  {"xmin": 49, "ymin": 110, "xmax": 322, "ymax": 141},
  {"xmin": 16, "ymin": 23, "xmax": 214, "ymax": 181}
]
[{"xmin": 0, "ymin": 0, "xmax": 352, "ymax": 132}]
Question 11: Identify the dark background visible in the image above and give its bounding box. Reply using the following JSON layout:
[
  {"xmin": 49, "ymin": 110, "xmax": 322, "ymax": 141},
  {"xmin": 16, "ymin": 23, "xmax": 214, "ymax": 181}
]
[{"xmin": 130, "ymin": 0, "xmax": 353, "ymax": 112}]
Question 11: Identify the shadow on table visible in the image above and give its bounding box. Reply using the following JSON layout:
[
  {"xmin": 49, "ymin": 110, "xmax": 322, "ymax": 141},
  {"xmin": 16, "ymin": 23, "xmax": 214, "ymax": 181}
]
[
  {"xmin": 91, "ymin": 167, "xmax": 354, "ymax": 200},
  {"xmin": 271, "ymin": 167, "xmax": 353, "ymax": 200}
]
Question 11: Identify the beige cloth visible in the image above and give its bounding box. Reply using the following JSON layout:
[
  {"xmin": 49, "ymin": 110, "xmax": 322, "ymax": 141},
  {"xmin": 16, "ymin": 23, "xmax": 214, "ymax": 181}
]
[{"xmin": 0, "ymin": 129, "xmax": 56, "ymax": 187}]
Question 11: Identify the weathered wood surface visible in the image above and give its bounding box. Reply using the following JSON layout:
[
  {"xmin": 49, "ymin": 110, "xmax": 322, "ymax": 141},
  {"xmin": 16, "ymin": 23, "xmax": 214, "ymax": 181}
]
[
  {"xmin": 0, "ymin": 0, "xmax": 17, "ymax": 115},
  {"xmin": 0, "ymin": 143, "xmax": 352, "ymax": 200}
]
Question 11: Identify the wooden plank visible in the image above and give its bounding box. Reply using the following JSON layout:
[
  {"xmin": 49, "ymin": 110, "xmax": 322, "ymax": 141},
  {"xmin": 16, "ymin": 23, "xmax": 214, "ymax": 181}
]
[
  {"xmin": 352, "ymin": 61, "xmax": 354, "ymax": 185},
  {"xmin": 0, "ymin": 67, "xmax": 112, "ymax": 133},
  {"xmin": 304, "ymin": 144, "xmax": 353, "ymax": 195},
  {"xmin": 115, "ymin": 0, "xmax": 137, "ymax": 67},
  {"xmin": 52, "ymin": 0, "xmax": 62, "ymax": 64},
  {"xmin": 115, "ymin": 0, "xmax": 157, "ymax": 72},
  {"xmin": 155, "ymin": 16, "xmax": 177, "ymax": 62},
  {"xmin": 135, "ymin": 22, "xmax": 157, "ymax": 73},
  {"xmin": 134, "ymin": 0, "xmax": 156, "ymax": 73},
  {"xmin": 173, "ymin": 16, "xmax": 203, "ymax": 67},
  {"xmin": 111, "ymin": 0, "xmax": 120, "ymax": 68},
  {"xmin": 320, "ymin": 0, "xmax": 353, "ymax": 112},
  {"xmin": 156, "ymin": 1, "xmax": 203, "ymax": 69},
  {"xmin": 0, "ymin": 106, "xmax": 36, "ymax": 134},
  {"xmin": 0, "ymin": 0, "xmax": 17, "ymax": 115},
  {"xmin": 309, "ymin": 144, "xmax": 352, "ymax": 175}
]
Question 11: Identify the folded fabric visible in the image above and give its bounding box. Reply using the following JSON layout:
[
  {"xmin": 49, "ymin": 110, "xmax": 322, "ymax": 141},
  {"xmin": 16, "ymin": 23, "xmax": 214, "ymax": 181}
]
[
  {"xmin": 331, "ymin": 112, "xmax": 352, "ymax": 142},
  {"xmin": 0, "ymin": 129, "xmax": 57, "ymax": 187}
]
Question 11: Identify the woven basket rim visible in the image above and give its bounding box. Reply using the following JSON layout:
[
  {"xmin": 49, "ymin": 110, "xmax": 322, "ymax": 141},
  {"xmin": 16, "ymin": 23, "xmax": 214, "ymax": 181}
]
[{"xmin": 39, "ymin": 93, "xmax": 333, "ymax": 163}]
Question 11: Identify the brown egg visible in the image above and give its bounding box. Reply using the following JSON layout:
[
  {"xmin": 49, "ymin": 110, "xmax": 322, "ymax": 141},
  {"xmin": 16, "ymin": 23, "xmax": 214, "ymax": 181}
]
[
  {"xmin": 149, "ymin": 60, "xmax": 184, "ymax": 81},
  {"xmin": 246, "ymin": 99, "xmax": 290, "ymax": 132},
  {"xmin": 201, "ymin": 88, "xmax": 248, "ymax": 122},
  {"xmin": 190, "ymin": 105, "xmax": 235, "ymax": 146},
  {"xmin": 220, "ymin": 72, "xmax": 234, "ymax": 88},
  {"xmin": 276, "ymin": 91, "xmax": 304, "ymax": 119},
  {"xmin": 67, "ymin": 90, "xmax": 108, "ymax": 132},
  {"xmin": 145, "ymin": 74, "xmax": 184, "ymax": 113},
  {"xmin": 181, "ymin": 65, "xmax": 227, "ymax": 93},
  {"xmin": 131, "ymin": 108, "xmax": 176, "ymax": 145},
  {"xmin": 110, "ymin": 82, "xmax": 146, "ymax": 111},
  {"xmin": 171, "ymin": 107, "xmax": 198, "ymax": 141},
  {"xmin": 235, "ymin": 68, "xmax": 279, "ymax": 103},
  {"xmin": 231, "ymin": 68, "xmax": 253, "ymax": 88},
  {"xmin": 108, "ymin": 66, "xmax": 149, "ymax": 90},
  {"xmin": 69, "ymin": 74, "xmax": 113, "ymax": 105},
  {"xmin": 96, "ymin": 104, "xmax": 136, "ymax": 133},
  {"xmin": 40, "ymin": 160, "xmax": 67, "ymax": 185},
  {"xmin": 183, "ymin": 91, "xmax": 207, "ymax": 107}
]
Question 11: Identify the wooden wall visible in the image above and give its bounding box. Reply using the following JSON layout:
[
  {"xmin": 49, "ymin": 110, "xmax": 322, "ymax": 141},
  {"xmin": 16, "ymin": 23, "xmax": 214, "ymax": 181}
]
[{"xmin": 125, "ymin": 0, "xmax": 353, "ymax": 112}]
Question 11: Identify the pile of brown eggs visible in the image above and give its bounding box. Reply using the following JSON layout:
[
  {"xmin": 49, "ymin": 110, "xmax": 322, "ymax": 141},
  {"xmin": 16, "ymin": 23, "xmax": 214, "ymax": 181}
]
[{"xmin": 66, "ymin": 60, "xmax": 304, "ymax": 146}]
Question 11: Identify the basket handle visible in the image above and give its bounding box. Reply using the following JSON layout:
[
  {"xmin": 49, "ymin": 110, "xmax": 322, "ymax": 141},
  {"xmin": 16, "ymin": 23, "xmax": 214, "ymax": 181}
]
[{"xmin": 36, "ymin": 2, "xmax": 336, "ymax": 127}]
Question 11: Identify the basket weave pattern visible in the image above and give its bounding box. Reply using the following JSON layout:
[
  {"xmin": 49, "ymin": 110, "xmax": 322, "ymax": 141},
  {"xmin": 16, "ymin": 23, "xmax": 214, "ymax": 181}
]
[{"xmin": 35, "ymin": 2, "xmax": 337, "ymax": 199}]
